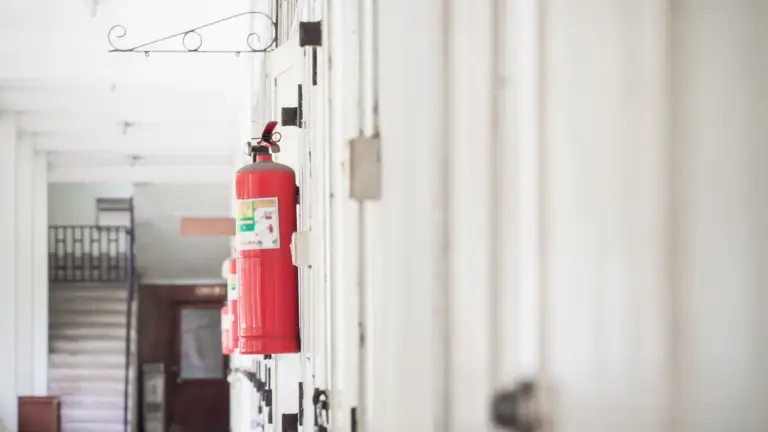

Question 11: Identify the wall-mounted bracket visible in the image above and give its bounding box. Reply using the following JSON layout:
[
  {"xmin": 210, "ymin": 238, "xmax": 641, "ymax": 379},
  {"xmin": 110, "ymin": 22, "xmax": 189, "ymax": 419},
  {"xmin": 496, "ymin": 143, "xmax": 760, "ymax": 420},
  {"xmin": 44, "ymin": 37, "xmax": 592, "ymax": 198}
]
[
  {"xmin": 281, "ymin": 84, "xmax": 304, "ymax": 128},
  {"xmin": 299, "ymin": 21, "xmax": 323, "ymax": 47},
  {"xmin": 107, "ymin": 11, "xmax": 278, "ymax": 55}
]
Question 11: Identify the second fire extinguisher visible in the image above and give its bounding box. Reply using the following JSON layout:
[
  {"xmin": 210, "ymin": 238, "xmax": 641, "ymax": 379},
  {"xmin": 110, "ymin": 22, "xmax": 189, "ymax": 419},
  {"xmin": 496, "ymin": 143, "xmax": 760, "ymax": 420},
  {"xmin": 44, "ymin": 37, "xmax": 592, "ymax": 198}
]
[
  {"xmin": 227, "ymin": 257, "xmax": 239, "ymax": 352},
  {"xmin": 235, "ymin": 121, "xmax": 299, "ymax": 354},
  {"xmin": 221, "ymin": 305, "xmax": 232, "ymax": 355}
]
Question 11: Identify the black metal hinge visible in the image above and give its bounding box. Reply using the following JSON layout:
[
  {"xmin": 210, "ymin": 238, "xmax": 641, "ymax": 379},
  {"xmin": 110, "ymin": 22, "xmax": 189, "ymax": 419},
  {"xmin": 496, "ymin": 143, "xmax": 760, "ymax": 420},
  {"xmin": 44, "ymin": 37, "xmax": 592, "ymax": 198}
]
[
  {"xmin": 281, "ymin": 84, "xmax": 304, "ymax": 128},
  {"xmin": 282, "ymin": 413, "xmax": 299, "ymax": 432},
  {"xmin": 351, "ymin": 407, "xmax": 358, "ymax": 432},
  {"xmin": 299, "ymin": 21, "xmax": 322, "ymax": 47},
  {"xmin": 311, "ymin": 47, "xmax": 318, "ymax": 86}
]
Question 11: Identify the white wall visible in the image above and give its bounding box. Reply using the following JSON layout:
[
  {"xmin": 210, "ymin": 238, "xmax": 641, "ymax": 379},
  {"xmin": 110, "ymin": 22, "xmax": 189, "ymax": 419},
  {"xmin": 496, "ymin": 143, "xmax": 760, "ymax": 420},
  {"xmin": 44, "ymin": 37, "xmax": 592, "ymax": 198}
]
[
  {"xmin": 231, "ymin": 1, "xmax": 768, "ymax": 431},
  {"xmin": 48, "ymin": 182, "xmax": 134, "ymax": 225}
]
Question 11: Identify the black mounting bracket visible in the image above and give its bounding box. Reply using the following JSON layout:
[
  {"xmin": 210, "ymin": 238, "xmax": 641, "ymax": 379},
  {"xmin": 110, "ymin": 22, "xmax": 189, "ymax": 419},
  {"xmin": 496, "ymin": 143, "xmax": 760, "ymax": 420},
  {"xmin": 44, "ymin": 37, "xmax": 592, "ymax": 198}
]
[
  {"xmin": 299, "ymin": 21, "xmax": 323, "ymax": 47},
  {"xmin": 298, "ymin": 382, "xmax": 304, "ymax": 426},
  {"xmin": 282, "ymin": 413, "xmax": 299, "ymax": 432},
  {"xmin": 281, "ymin": 84, "xmax": 304, "ymax": 128}
]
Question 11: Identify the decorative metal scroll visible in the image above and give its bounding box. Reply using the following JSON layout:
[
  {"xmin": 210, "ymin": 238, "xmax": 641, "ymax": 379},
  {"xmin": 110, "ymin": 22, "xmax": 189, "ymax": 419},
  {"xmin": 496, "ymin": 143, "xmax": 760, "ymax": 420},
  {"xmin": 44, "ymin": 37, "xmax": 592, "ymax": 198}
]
[{"xmin": 108, "ymin": 11, "xmax": 277, "ymax": 56}]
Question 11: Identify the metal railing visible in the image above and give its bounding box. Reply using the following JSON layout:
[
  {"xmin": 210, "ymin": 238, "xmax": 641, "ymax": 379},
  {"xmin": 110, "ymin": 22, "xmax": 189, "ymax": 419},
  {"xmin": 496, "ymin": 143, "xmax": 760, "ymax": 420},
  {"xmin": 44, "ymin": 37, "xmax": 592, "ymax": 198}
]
[{"xmin": 48, "ymin": 225, "xmax": 131, "ymax": 283}]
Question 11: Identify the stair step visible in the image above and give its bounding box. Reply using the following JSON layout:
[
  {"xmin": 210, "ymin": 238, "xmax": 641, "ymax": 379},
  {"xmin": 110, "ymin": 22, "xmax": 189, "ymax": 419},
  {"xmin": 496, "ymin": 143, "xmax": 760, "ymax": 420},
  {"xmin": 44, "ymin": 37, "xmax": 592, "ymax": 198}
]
[
  {"xmin": 61, "ymin": 407, "xmax": 126, "ymax": 424},
  {"xmin": 50, "ymin": 287, "xmax": 129, "ymax": 301},
  {"xmin": 51, "ymin": 299, "xmax": 129, "ymax": 314},
  {"xmin": 50, "ymin": 339, "xmax": 127, "ymax": 354},
  {"xmin": 49, "ymin": 381, "xmax": 131, "ymax": 397},
  {"xmin": 49, "ymin": 367, "xmax": 133, "ymax": 383},
  {"xmin": 49, "ymin": 311, "xmax": 128, "ymax": 327},
  {"xmin": 49, "ymin": 353, "xmax": 128, "ymax": 369},
  {"xmin": 50, "ymin": 325, "xmax": 133, "ymax": 340},
  {"xmin": 61, "ymin": 422, "xmax": 125, "ymax": 432},
  {"xmin": 60, "ymin": 394, "xmax": 129, "ymax": 411}
]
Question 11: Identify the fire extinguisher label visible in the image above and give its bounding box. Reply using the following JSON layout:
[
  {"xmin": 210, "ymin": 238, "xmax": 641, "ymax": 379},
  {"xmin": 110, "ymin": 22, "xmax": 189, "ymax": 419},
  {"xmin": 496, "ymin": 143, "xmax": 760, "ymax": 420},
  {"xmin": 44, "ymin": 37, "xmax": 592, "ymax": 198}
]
[
  {"xmin": 227, "ymin": 274, "xmax": 238, "ymax": 300},
  {"xmin": 236, "ymin": 197, "xmax": 281, "ymax": 250}
]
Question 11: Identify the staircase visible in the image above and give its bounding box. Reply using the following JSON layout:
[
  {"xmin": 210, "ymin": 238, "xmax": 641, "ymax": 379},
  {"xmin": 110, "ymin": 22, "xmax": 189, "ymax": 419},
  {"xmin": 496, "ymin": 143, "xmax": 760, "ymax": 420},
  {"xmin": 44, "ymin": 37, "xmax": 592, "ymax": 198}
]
[{"xmin": 48, "ymin": 282, "xmax": 136, "ymax": 432}]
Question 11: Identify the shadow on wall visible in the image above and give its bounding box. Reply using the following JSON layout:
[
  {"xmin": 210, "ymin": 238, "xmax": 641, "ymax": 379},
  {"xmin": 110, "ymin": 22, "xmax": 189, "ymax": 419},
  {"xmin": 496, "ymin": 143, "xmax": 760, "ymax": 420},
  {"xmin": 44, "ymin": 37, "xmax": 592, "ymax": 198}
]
[{"xmin": 133, "ymin": 183, "xmax": 231, "ymax": 282}]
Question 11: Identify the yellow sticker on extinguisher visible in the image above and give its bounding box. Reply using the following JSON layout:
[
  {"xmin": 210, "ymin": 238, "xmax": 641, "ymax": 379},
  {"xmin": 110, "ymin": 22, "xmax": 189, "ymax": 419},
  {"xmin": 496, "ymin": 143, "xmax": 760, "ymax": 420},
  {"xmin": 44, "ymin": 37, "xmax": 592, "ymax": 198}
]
[{"xmin": 236, "ymin": 198, "xmax": 280, "ymax": 251}]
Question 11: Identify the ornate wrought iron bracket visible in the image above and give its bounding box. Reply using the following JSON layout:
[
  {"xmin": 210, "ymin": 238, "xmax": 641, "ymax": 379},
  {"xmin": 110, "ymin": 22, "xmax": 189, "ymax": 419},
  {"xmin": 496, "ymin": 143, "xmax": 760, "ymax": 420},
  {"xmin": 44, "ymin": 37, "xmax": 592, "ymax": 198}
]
[{"xmin": 108, "ymin": 11, "xmax": 277, "ymax": 56}]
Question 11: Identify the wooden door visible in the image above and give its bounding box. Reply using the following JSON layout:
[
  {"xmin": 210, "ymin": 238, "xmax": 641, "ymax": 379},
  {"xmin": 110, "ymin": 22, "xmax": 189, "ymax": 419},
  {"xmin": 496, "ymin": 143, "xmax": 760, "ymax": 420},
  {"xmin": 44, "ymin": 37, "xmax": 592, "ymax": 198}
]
[
  {"xmin": 139, "ymin": 285, "xmax": 229, "ymax": 432},
  {"xmin": 168, "ymin": 303, "xmax": 229, "ymax": 432}
]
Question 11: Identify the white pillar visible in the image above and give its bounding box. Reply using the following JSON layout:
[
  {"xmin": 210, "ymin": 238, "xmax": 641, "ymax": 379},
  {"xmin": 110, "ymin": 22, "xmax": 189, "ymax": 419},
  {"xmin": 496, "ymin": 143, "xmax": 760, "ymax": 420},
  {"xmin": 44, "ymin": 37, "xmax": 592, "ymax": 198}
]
[
  {"xmin": 14, "ymin": 143, "xmax": 49, "ymax": 399},
  {"xmin": 672, "ymin": 1, "xmax": 768, "ymax": 430},
  {"xmin": 15, "ymin": 140, "xmax": 34, "ymax": 396},
  {"xmin": 535, "ymin": 1, "xmax": 768, "ymax": 431},
  {"xmin": 0, "ymin": 114, "xmax": 50, "ymax": 430},
  {"xmin": 373, "ymin": 0, "xmax": 449, "ymax": 430},
  {"xmin": 32, "ymin": 151, "xmax": 49, "ymax": 395},
  {"xmin": 0, "ymin": 112, "xmax": 18, "ymax": 430}
]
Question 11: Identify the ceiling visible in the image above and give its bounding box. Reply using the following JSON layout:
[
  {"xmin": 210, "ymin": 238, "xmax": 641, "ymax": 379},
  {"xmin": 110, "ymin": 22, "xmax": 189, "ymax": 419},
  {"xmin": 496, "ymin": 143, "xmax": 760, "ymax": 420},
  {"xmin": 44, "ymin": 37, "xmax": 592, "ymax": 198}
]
[{"xmin": 0, "ymin": 0, "xmax": 260, "ymax": 180}]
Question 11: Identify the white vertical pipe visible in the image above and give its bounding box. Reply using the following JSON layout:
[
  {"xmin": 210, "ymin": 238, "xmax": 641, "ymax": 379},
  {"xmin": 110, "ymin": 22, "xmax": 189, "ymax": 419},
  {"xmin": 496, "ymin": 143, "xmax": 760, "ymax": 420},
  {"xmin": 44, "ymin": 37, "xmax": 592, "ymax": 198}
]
[
  {"xmin": 492, "ymin": 0, "xmax": 543, "ymax": 403},
  {"xmin": 357, "ymin": 0, "xmax": 378, "ymax": 427},
  {"xmin": 320, "ymin": 0, "xmax": 334, "ymax": 401},
  {"xmin": 305, "ymin": 1, "xmax": 330, "ymax": 427},
  {"xmin": 327, "ymin": 0, "xmax": 361, "ymax": 428},
  {"xmin": 445, "ymin": 0, "xmax": 496, "ymax": 428}
]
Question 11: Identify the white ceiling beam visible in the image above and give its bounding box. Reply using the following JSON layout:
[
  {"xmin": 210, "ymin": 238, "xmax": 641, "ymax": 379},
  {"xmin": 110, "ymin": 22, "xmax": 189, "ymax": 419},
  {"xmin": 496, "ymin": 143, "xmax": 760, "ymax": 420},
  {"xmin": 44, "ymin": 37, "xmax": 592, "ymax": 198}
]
[
  {"xmin": 29, "ymin": 129, "xmax": 240, "ymax": 155},
  {"xmin": 0, "ymin": 86, "xmax": 242, "ymax": 114},
  {"xmin": 48, "ymin": 164, "xmax": 233, "ymax": 184},
  {"xmin": 47, "ymin": 152, "xmax": 233, "ymax": 167},
  {"xmin": 16, "ymin": 112, "xmax": 239, "ymax": 133}
]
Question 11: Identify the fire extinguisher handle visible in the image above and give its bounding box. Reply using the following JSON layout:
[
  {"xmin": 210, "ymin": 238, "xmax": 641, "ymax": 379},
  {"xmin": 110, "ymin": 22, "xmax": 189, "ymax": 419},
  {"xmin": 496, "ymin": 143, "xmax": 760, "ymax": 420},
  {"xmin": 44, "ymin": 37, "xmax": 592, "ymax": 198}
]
[{"xmin": 247, "ymin": 121, "xmax": 283, "ymax": 159}]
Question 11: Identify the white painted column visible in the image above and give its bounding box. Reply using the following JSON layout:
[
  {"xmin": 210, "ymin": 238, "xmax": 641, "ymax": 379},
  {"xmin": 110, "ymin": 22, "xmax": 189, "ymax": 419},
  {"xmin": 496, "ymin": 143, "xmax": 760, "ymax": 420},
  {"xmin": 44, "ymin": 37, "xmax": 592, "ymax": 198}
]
[
  {"xmin": 0, "ymin": 115, "xmax": 50, "ymax": 430},
  {"xmin": 0, "ymin": 112, "xmax": 18, "ymax": 431},
  {"xmin": 14, "ymin": 143, "xmax": 49, "ymax": 398},
  {"xmin": 31, "ymin": 151, "xmax": 48, "ymax": 396},
  {"xmin": 15, "ymin": 140, "xmax": 35, "ymax": 396},
  {"xmin": 536, "ymin": 1, "xmax": 674, "ymax": 430},
  {"xmin": 372, "ymin": 0, "xmax": 449, "ymax": 431},
  {"xmin": 672, "ymin": 1, "xmax": 768, "ymax": 430}
]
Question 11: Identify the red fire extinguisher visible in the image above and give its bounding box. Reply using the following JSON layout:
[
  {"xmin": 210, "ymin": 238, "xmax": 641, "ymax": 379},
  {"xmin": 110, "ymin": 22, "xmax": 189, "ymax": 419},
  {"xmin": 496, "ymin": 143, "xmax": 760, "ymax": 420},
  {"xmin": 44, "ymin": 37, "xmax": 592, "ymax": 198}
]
[
  {"xmin": 227, "ymin": 257, "xmax": 239, "ymax": 352},
  {"xmin": 235, "ymin": 121, "xmax": 299, "ymax": 354},
  {"xmin": 221, "ymin": 305, "xmax": 232, "ymax": 355}
]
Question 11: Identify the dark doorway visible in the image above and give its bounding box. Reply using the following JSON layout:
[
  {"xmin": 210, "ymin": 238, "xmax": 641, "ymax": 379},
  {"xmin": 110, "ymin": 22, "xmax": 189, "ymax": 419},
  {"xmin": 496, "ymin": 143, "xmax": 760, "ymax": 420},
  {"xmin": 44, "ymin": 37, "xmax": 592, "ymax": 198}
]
[{"xmin": 139, "ymin": 284, "xmax": 229, "ymax": 432}]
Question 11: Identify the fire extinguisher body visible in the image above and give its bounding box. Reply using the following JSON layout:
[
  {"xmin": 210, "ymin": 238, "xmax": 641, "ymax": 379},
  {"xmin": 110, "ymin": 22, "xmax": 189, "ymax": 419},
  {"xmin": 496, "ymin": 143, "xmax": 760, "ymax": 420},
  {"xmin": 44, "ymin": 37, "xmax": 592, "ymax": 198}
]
[
  {"xmin": 235, "ymin": 158, "xmax": 299, "ymax": 354},
  {"xmin": 227, "ymin": 258, "xmax": 239, "ymax": 353}
]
